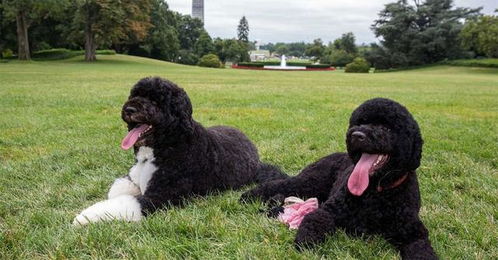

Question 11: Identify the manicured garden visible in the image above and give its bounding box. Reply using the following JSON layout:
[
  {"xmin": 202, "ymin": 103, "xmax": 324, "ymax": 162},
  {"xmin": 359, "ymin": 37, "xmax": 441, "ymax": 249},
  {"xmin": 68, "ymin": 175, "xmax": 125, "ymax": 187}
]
[{"xmin": 0, "ymin": 54, "xmax": 497, "ymax": 259}]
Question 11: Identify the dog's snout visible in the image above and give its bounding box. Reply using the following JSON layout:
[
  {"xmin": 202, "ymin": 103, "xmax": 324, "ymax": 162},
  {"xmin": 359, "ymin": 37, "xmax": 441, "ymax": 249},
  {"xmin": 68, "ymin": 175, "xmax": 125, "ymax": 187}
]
[
  {"xmin": 351, "ymin": 131, "xmax": 366, "ymax": 142},
  {"xmin": 124, "ymin": 106, "xmax": 137, "ymax": 115}
]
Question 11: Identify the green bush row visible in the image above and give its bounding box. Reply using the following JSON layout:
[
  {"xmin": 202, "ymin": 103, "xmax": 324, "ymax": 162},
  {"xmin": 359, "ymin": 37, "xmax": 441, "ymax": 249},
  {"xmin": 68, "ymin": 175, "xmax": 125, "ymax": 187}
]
[
  {"xmin": 443, "ymin": 59, "xmax": 498, "ymax": 68},
  {"xmin": 31, "ymin": 48, "xmax": 116, "ymax": 60}
]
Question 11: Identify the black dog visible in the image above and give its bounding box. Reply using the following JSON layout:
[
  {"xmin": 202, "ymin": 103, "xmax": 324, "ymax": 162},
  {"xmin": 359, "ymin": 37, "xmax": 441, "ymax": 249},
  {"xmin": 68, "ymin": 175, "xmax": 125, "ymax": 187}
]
[
  {"xmin": 74, "ymin": 77, "xmax": 285, "ymax": 225},
  {"xmin": 241, "ymin": 98, "xmax": 437, "ymax": 259}
]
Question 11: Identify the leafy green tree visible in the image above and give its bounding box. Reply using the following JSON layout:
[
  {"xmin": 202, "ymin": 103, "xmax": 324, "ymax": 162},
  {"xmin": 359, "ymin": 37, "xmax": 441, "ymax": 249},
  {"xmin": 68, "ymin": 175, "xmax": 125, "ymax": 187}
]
[
  {"xmin": 177, "ymin": 49, "xmax": 198, "ymax": 65},
  {"xmin": 213, "ymin": 37, "xmax": 226, "ymax": 62},
  {"xmin": 212, "ymin": 38, "xmax": 249, "ymax": 63},
  {"xmin": 194, "ymin": 31, "xmax": 214, "ymax": 57},
  {"xmin": 287, "ymin": 42, "xmax": 306, "ymax": 57},
  {"xmin": 260, "ymin": 42, "xmax": 275, "ymax": 56},
  {"xmin": 127, "ymin": 0, "xmax": 179, "ymax": 61},
  {"xmin": 1, "ymin": 0, "xmax": 67, "ymax": 60},
  {"xmin": 237, "ymin": 16, "xmax": 249, "ymax": 43},
  {"xmin": 333, "ymin": 32, "xmax": 357, "ymax": 54},
  {"xmin": 275, "ymin": 44, "xmax": 289, "ymax": 55},
  {"xmin": 224, "ymin": 39, "xmax": 249, "ymax": 63},
  {"xmin": 321, "ymin": 49, "xmax": 355, "ymax": 67},
  {"xmin": 0, "ymin": 4, "xmax": 17, "ymax": 56},
  {"xmin": 176, "ymin": 14, "xmax": 204, "ymax": 51},
  {"xmin": 305, "ymin": 38, "xmax": 325, "ymax": 60},
  {"xmin": 371, "ymin": 0, "xmax": 481, "ymax": 67},
  {"xmin": 71, "ymin": 0, "xmax": 152, "ymax": 61},
  {"xmin": 460, "ymin": 14, "xmax": 498, "ymax": 58}
]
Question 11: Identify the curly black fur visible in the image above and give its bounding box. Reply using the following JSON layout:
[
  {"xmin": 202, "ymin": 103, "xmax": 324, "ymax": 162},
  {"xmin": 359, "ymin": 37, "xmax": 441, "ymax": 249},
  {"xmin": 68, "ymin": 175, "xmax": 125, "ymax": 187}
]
[
  {"xmin": 241, "ymin": 98, "xmax": 437, "ymax": 259},
  {"xmin": 122, "ymin": 77, "xmax": 287, "ymax": 215}
]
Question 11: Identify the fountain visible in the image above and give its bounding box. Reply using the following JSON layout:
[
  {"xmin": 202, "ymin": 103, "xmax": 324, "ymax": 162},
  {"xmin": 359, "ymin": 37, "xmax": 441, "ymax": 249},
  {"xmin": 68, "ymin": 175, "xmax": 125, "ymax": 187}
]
[{"xmin": 263, "ymin": 55, "xmax": 306, "ymax": 70}]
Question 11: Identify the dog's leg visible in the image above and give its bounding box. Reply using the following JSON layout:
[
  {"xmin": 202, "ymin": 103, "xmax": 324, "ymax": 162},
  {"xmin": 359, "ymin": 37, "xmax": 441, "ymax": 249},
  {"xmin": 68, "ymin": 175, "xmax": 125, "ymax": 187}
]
[
  {"xmin": 73, "ymin": 195, "xmax": 143, "ymax": 225},
  {"xmin": 293, "ymin": 192, "xmax": 343, "ymax": 249},
  {"xmin": 294, "ymin": 207, "xmax": 336, "ymax": 249},
  {"xmin": 108, "ymin": 176, "xmax": 141, "ymax": 199},
  {"xmin": 241, "ymin": 153, "xmax": 347, "ymax": 204},
  {"xmin": 390, "ymin": 220, "xmax": 438, "ymax": 260}
]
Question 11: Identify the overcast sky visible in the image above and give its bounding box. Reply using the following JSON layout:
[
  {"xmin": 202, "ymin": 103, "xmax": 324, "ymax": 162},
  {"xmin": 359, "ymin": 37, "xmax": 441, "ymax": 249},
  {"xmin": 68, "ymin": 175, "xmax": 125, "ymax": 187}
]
[{"xmin": 166, "ymin": 0, "xmax": 496, "ymax": 44}]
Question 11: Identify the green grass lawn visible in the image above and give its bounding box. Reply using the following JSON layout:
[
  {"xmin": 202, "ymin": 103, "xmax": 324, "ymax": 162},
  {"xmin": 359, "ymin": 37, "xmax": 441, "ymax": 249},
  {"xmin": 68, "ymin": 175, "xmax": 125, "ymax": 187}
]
[{"xmin": 1, "ymin": 55, "xmax": 497, "ymax": 259}]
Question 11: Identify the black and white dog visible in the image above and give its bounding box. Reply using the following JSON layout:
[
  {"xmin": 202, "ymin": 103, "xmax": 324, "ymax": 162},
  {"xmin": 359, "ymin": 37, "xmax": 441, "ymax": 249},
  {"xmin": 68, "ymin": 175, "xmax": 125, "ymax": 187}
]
[{"xmin": 74, "ymin": 77, "xmax": 286, "ymax": 225}]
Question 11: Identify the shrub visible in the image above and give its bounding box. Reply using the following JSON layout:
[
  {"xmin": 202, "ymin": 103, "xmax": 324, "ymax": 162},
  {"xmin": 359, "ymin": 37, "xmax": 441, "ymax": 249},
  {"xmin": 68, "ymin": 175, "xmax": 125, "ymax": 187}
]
[
  {"xmin": 322, "ymin": 49, "xmax": 355, "ymax": 67},
  {"xmin": 1, "ymin": 49, "xmax": 14, "ymax": 59},
  {"xmin": 31, "ymin": 48, "xmax": 116, "ymax": 60},
  {"xmin": 177, "ymin": 49, "xmax": 199, "ymax": 65},
  {"xmin": 345, "ymin": 57, "xmax": 370, "ymax": 73},
  {"xmin": 306, "ymin": 64, "xmax": 331, "ymax": 69},
  {"xmin": 237, "ymin": 62, "xmax": 264, "ymax": 67},
  {"xmin": 96, "ymin": 49, "xmax": 116, "ymax": 55},
  {"xmin": 32, "ymin": 49, "xmax": 81, "ymax": 60},
  {"xmin": 198, "ymin": 54, "xmax": 222, "ymax": 68}
]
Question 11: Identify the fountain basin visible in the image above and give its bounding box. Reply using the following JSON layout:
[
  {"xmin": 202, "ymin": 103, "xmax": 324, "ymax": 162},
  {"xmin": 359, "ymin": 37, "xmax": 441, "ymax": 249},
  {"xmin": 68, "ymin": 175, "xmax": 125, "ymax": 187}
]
[{"xmin": 263, "ymin": 65, "xmax": 306, "ymax": 70}]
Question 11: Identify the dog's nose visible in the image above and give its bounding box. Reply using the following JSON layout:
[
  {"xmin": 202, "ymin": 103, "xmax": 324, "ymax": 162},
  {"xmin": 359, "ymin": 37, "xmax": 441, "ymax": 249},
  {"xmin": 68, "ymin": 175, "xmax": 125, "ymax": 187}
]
[
  {"xmin": 124, "ymin": 106, "xmax": 137, "ymax": 115},
  {"xmin": 351, "ymin": 131, "xmax": 366, "ymax": 142}
]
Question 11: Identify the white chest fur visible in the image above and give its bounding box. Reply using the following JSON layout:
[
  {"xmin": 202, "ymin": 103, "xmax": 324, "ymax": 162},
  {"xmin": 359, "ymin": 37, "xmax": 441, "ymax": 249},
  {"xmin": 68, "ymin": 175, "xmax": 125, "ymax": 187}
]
[{"xmin": 129, "ymin": 146, "xmax": 157, "ymax": 194}]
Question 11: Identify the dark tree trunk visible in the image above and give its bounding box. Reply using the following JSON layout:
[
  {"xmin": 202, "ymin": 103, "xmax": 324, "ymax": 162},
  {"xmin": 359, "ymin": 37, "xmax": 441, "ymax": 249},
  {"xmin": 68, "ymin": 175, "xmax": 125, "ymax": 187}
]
[
  {"xmin": 84, "ymin": 1, "xmax": 97, "ymax": 62},
  {"xmin": 16, "ymin": 10, "xmax": 30, "ymax": 60},
  {"xmin": 84, "ymin": 28, "xmax": 96, "ymax": 61}
]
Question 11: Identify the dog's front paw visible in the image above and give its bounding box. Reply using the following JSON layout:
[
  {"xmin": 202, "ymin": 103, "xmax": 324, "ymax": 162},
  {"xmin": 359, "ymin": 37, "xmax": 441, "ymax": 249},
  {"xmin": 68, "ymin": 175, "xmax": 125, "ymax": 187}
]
[
  {"xmin": 72, "ymin": 195, "xmax": 143, "ymax": 226},
  {"xmin": 73, "ymin": 206, "xmax": 103, "ymax": 226},
  {"xmin": 293, "ymin": 209, "xmax": 335, "ymax": 250},
  {"xmin": 294, "ymin": 227, "xmax": 323, "ymax": 251}
]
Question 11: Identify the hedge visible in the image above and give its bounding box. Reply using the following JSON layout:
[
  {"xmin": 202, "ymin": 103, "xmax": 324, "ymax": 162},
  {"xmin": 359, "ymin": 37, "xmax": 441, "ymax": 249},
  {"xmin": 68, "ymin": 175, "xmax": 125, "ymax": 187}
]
[{"xmin": 32, "ymin": 48, "xmax": 116, "ymax": 60}]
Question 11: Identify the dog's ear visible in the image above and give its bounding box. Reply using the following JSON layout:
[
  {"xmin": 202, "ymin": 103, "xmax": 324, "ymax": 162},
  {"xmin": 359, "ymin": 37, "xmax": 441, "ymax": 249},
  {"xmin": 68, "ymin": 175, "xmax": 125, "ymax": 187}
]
[{"xmin": 169, "ymin": 88, "xmax": 194, "ymax": 134}]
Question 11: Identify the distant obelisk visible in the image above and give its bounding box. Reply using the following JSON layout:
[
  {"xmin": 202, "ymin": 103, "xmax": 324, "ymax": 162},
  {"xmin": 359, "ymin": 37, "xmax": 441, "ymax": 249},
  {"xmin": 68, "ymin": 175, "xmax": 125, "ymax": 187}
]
[{"xmin": 192, "ymin": 0, "xmax": 204, "ymax": 24}]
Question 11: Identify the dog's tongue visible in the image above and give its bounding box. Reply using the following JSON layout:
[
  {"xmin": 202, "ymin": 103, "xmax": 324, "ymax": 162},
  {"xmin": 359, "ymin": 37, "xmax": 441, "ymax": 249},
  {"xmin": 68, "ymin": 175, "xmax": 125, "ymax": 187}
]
[
  {"xmin": 347, "ymin": 153, "xmax": 379, "ymax": 196},
  {"xmin": 121, "ymin": 124, "xmax": 150, "ymax": 150}
]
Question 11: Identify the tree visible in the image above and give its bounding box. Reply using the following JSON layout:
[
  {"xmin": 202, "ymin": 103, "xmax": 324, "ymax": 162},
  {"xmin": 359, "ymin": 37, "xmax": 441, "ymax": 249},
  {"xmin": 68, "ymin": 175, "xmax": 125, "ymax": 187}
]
[
  {"xmin": 237, "ymin": 16, "xmax": 249, "ymax": 43},
  {"xmin": 125, "ymin": 0, "xmax": 180, "ymax": 61},
  {"xmin": 321, "ymin": 49, "xmax": 355, "ymax": 67},
  {"xmin": 212, "ymin": 38, "xmax": 249, "ymax": 63},
  {"xmin": 1, "ymin": 0, "xmax": 67, "ymax": 60},
  {"xmin": 460, "ymin": 14, "xmax": 498, "ymax": 58},
  {"xmin": 333, "ymin": 32, "xmax": 357, "ymax": 54},
  {"xmin": 0, "ymin": 4, "xmax": 17, "ymax": 56},
  {"xmin": 194, "ymin": 31, "xmax": 214, "ymax": 57},
  {"xmin": 71, "ymin": 0, "xmax": 152, "ymax": 61},
  {"xmin": 305, "ymin": 38, "xmax": 325, "ymax": 60},
  {"xmin": 176, "ymin": 14, "xmax": 204, "ymax": 51},
  {"xmin": 275, "ymin": 45, "xmax": 289, "ymax": 56},
  {"xmin": 371, "ymin": 0, "xmax": 481, "ymax": 67}
]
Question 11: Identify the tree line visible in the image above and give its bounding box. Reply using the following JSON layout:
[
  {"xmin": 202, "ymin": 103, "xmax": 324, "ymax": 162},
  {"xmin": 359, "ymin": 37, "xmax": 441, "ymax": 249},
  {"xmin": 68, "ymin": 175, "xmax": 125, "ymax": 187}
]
[
  {"xmin": 261, "ymin": 0, "xmax": 497, "ymax": 69},
  {"xmin": 1, "ymin": 0, "xmax": 497, "ymax": 68},
  {"xmin": 0, "ymin": 0, "xmax": 251, "ymax": 64}
]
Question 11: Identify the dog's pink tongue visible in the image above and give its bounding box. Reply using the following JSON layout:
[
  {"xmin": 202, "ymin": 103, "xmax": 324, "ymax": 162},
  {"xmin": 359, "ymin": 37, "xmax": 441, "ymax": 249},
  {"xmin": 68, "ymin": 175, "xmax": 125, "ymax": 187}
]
[
  {"xmin": 121, "ymin": 124, "xmax": 149, "ymax": 150},
  {"xmin": 347, "ymin": 153, "xmax": 379, "ymax": 196}
]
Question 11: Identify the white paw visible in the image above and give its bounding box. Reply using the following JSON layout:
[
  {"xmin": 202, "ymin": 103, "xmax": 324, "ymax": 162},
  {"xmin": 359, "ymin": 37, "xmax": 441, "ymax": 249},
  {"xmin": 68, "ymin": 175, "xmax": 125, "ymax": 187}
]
[
  {"xmin": 108, "ymin": 177, "xmax": 141, "ymax": 199},
  {"xmin": 73, "ymin": 195, "xmax": 143, "ymax": 226}
]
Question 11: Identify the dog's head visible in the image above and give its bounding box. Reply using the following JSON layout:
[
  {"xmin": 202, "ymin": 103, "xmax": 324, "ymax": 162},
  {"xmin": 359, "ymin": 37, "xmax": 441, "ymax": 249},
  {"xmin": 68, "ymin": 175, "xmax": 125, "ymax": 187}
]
[
  {"xmin": 120, "ymin": 77, "xmax": 193, "ymax": 150},
  {"xmin": 346, "ymin": 98, "xmax": 422, "ymax": 196}
]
